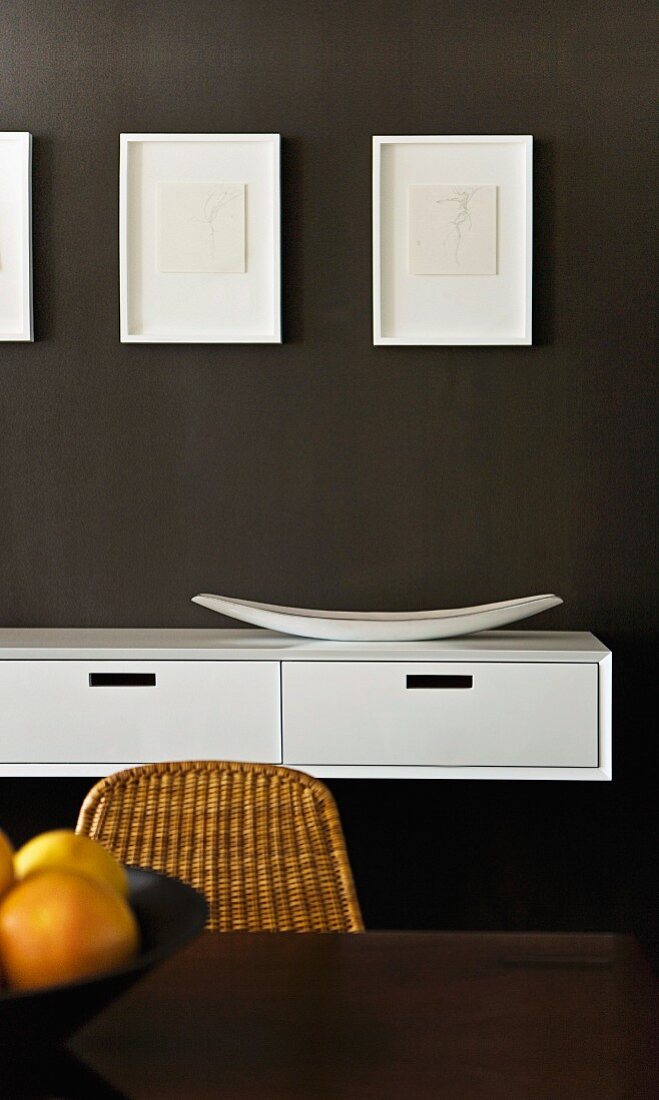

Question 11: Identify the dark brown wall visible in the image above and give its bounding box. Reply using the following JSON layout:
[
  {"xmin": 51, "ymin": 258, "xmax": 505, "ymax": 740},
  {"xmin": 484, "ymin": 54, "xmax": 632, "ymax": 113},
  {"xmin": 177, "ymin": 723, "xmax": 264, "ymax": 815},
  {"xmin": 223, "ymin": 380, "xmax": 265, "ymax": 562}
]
[{"xmin": 0, "ymin": 2, "xmax": 656, "ymax": 951}]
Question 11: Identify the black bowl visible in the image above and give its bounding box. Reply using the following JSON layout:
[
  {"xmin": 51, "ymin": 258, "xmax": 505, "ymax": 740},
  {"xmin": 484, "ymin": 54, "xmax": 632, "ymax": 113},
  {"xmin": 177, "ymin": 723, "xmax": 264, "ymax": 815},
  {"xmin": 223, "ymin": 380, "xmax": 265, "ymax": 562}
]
[{"xmin": 0, "ymin": 866, "xmax": 208, "ymax": 1048}]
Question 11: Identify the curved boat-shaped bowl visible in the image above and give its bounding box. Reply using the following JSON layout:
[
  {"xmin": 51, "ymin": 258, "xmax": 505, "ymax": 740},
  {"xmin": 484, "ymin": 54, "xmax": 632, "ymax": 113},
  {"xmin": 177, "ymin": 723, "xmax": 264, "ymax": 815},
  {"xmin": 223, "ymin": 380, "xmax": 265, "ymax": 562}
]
[{"xmin": 191, "ymin": 592, "xmax": 563, "ymax": 642}]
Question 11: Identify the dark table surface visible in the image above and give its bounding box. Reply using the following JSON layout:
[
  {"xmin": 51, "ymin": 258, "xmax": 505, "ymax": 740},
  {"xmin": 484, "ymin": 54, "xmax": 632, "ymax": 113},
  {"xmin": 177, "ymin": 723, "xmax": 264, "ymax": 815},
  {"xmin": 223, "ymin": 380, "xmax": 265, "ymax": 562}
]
[{"xmin": 4, "ymin": 932, "xmax": 658, "ymax": 1099}]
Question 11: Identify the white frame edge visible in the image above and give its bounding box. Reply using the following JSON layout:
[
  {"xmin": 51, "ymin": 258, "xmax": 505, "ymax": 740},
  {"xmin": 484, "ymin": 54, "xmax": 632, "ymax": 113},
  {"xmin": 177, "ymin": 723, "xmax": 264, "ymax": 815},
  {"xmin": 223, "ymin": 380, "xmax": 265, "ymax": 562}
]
[
  {"xmin": 372, "ymin": 134, "xmax": 533, "ymax": 346},
  {"xmin": 119, "ymin": 133, "xmax": 281, "ymax": 344},
  {"xmin": 0, "ymin": 132, "xmax": 33, "ymax": 342},
  {"xmin": 23, "ymin": 133, "xmax": 33, "ymax": 341},
  {"xmin": 372, "ymin": 136, "xmax": 384, "ymax": 345},
  {"xmin": 118, "ymin": 133, "xmax": 130, "ymax": 343}
]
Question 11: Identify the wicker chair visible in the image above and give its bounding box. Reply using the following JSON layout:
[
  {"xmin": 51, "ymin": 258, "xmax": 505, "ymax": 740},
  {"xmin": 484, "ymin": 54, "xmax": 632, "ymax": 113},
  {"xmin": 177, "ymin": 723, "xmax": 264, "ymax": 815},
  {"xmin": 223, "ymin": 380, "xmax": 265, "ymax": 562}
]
[{"xmin": 76, "ymin": 760, "xmax": 363, "ymax": 932}]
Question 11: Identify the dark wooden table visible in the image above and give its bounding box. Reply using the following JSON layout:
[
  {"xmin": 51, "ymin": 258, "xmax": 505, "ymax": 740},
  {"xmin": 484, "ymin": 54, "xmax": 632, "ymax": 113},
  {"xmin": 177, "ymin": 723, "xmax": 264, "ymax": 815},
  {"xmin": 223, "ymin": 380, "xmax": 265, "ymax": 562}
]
[{"xmin": 4, "ymin": 932, "xmax": 658, "ymax": 1099}]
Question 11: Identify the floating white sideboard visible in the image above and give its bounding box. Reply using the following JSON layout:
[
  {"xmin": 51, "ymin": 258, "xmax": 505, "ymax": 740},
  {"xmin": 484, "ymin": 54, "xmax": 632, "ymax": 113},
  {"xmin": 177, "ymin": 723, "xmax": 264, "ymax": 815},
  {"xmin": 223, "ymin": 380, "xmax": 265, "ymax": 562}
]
[{"xmin": 0, "ymin": 629, "xmax": 611, "ymax": 780}]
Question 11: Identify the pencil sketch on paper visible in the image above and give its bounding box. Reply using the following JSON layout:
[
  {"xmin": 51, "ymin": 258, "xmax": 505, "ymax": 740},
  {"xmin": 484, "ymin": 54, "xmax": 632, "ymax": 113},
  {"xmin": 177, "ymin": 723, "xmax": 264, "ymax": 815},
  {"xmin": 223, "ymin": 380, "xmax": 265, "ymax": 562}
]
[
  {"xmin": 408, "ymin": 184, "xmax": 497, "ymax": 275},
  {"xmin": 156, "ymin": 181, "xmax": 246, "ymax": 273}
]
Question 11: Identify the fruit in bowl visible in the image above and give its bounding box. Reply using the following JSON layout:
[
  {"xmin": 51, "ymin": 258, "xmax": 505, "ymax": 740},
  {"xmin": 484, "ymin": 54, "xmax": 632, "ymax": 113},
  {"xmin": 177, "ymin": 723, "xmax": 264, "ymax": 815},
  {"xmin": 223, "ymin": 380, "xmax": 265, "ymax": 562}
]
[
  {"xmin": 0, "ymin": 827, "xmax": 208, "ymax": 1047},
  {"xmin": 0, "ymin": 830, "xmax": 139, "ymax": 992},
  {"xmin": 14, "ymin": 828, "xmax": 129, "ymax": 897},
  {"xmin": 1, "ymin": 869, "xmax": 140, "ymax": 991}
]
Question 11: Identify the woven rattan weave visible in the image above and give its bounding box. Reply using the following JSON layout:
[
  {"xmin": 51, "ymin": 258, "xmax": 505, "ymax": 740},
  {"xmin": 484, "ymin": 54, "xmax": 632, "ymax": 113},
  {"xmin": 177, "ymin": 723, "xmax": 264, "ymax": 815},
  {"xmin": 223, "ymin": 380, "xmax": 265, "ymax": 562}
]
[{"xmin": 76, "ymin": 761, "xmax": 363, "ymax": 932}]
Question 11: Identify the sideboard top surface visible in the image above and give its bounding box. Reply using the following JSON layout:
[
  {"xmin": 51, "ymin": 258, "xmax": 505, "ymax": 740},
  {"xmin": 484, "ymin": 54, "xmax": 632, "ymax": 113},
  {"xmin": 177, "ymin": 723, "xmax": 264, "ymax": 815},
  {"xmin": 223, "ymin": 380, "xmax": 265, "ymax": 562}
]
[{"xmin": 0, "ymin": 629, "xmax": 610, "ymax": 662}]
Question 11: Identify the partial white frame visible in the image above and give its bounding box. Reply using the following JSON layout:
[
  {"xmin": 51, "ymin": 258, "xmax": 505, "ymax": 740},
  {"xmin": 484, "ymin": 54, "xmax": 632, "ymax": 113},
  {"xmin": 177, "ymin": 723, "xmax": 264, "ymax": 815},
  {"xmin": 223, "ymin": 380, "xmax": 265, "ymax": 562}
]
[
  {"xmin": 120, "ymin": 133, "xmax": 281, "ymax": 343},
  {"xmin": 0, "ymin": 132, "xmax": 33, "ymax": 342},
  {"xmin": 373, "ymin": 135, "xmax": 532, "ymax": 345}
]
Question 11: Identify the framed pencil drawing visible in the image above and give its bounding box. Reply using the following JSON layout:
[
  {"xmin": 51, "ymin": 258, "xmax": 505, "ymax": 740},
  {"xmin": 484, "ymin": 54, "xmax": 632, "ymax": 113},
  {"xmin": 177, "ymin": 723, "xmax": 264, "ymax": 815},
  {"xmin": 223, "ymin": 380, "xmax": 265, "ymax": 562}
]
[
  {"xmin": 373, "ymin": 136, "xmax": 532, "ymax": 345},
  {"xmin": 120, "ymin": 134, "xmax": 281, "ymax": 343}
]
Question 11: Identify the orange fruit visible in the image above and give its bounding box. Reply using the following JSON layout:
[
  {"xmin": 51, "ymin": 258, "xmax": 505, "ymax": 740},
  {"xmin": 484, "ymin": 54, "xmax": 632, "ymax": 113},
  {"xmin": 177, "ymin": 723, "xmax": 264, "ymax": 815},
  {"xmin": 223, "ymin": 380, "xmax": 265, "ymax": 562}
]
[
  {"xmin": 14, "ymin": 830, "xmax": 128, "ymax": 897},
  {"xmin": 0, "ymin": 869, "xmax": 139, "ymax": 990},
  {"xmin": 0, "ymin": 829, "xmax": 14, "ymax": 900}
]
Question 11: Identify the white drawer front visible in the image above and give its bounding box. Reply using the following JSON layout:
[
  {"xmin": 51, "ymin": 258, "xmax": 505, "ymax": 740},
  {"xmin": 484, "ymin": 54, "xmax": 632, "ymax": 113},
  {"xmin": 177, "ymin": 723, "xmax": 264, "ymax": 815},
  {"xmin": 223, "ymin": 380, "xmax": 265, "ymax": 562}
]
[
  {"xmin": 283, "ymin": 662, "xmax": 599, "ymax": 767},
  {"xmin": 0, "ymin": 662, "xmax": 280, "ymax": 763}
]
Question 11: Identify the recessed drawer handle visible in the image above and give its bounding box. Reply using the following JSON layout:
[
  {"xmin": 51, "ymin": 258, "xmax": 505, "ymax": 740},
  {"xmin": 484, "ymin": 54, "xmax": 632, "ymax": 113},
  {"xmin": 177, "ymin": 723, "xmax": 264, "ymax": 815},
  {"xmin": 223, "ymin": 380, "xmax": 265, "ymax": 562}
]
[
  {"xmin": 406, "ymin": 675, "xmax": 473, "ymax": 689},
  {"xmin": 89, "ymin": 673, "xmax": 156, "ymax": 687}
]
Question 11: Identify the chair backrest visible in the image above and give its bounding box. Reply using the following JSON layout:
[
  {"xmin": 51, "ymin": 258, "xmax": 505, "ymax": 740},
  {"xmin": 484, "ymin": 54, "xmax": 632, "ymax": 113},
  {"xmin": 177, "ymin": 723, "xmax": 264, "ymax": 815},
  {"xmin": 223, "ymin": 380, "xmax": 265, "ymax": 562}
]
[{"xmin": 76, "ymin": 760, "xmax": 363, "ymax": 932}]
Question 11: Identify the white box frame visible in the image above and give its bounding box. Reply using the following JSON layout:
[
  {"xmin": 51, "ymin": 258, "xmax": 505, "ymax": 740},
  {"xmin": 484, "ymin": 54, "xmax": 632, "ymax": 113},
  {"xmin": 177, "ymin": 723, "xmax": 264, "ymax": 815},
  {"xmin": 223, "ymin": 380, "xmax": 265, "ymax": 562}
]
[
  {"xmin": 373, "ymin": 135, "xmax": 532, "ymax": 346},
  {"xmin": 0, "ymin": 132, "xmax": 33, "ymax": 342},
  {"xmin": 120, "ymin": 134, "xmax": 281, "ymax": 343}
]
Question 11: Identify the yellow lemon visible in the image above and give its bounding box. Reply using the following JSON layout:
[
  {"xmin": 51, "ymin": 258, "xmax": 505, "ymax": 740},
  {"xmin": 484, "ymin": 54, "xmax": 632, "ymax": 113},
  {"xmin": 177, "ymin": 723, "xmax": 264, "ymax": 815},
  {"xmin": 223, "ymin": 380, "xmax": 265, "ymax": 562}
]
[
  {"xmin": 0, "ymin": 869, "xmax": 139, "ymax": 990},
  {"xmin": 0, "ymin": 828, "xmax": 14, "ymax": 900},
  {"xmin": 14, "ymin": 830, "xmax": 128, "ymax": 898}
]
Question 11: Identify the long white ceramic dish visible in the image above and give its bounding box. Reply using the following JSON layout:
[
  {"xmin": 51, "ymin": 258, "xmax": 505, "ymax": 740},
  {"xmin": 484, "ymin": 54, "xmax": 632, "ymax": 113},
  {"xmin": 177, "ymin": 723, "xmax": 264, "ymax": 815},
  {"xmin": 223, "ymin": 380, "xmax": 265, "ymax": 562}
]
[{"xmin": 191, "ymin": 593, "xmax": 563, "ymax": 642}]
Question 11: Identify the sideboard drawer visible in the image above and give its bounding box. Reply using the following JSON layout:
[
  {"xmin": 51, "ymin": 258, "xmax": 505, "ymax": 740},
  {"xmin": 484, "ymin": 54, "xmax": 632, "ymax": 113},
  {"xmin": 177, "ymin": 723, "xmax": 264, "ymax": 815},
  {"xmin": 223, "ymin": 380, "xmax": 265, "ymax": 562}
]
[
  {"xmin": 0, "ymin": 661, "xmax": 280, "ymax": 763},
  {"xmin": 283, "ymin": 662, "xmax": 598, "ymax": 767}
]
